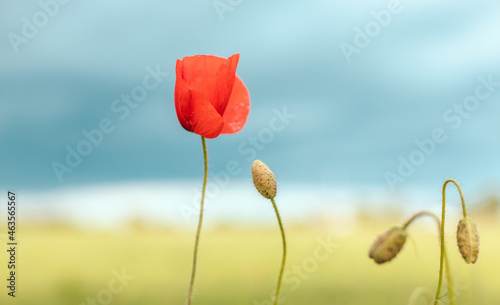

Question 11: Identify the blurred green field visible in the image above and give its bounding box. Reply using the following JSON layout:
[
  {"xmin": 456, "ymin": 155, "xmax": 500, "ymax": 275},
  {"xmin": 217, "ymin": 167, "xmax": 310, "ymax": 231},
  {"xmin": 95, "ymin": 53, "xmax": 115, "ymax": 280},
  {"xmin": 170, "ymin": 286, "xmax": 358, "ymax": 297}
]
[{"xmin": 1, "ymin": 215, "xmax": 499, "ymax": 305}]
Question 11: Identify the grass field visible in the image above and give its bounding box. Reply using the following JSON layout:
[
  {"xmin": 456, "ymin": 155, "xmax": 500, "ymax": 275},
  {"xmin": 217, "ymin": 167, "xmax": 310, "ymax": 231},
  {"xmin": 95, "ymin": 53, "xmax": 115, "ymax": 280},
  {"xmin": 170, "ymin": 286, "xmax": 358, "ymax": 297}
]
[{"xmin": 1, "ymin": 215, "xmax": 499, "ymax": 305}]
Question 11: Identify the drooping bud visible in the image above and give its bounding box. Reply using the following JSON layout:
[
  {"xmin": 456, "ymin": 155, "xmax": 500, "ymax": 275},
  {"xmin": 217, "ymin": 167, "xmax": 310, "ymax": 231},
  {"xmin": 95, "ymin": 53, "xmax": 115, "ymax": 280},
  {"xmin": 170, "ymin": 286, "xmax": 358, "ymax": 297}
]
[
  {"xmin": 456, "ymin": 217, "xmax": 479, "ymax": 264},
  {"xmin": 251, "ymin": 160, "xmax": 277, "ymax": 199},
  {"xmin": 369, "ymin": 226, "xmax": 407, "ymax": 264}
]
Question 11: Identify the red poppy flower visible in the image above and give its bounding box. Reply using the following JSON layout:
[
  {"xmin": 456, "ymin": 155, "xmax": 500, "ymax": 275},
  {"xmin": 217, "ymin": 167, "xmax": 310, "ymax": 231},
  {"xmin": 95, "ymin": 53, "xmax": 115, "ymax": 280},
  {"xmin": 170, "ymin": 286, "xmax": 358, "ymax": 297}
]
[{"xmin": 175, "ymin": 53, "xmax": 250, "ymax": 139}]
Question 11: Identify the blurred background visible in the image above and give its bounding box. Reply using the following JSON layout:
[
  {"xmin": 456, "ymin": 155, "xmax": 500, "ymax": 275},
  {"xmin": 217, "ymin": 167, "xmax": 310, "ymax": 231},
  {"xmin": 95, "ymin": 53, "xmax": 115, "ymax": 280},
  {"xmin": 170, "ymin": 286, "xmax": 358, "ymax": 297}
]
[{"xmin": 1, "ymin": 0, "xmax": 500, "ymax": 304}]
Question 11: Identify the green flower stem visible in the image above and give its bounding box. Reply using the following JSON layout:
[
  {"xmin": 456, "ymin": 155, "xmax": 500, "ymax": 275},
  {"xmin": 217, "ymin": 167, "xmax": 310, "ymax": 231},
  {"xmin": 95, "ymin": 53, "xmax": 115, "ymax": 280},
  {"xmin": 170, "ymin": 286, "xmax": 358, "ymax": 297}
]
[
  {"xmin": 270, "ymin": 198, "xmax": 286, "ymax": 305},
  {"xmin": 402, "ymin": 211, "xmax": 439, "ymax": 230},
  {"xmin": 187, "ymin": 136, "xmax": 208, "ymax": 305},
  {"xmin": 402, "ymin": 211, "xmax": 454, "ymax": 304},
  {"xmin": 443, "ymin": 248, "xmax": 454, "ymax": 305},
  {"xmin": 434, "ymin": 179, "xmax": 466, "ymax": 305}
]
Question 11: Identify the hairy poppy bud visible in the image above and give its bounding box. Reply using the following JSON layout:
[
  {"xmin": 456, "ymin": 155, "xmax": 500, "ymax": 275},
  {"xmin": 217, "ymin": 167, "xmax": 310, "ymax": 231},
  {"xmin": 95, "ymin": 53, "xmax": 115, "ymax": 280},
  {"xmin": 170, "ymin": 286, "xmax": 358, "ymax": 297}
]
[
  {"xmin": 369, "ymin": 226, "xmax": 407, "ymax": 264},
  {"xmin": 252, "ymin": 160, "xmax": 277, "ymax": 199},
  {"xmin": 456, "ymin": 217, "xmax": 479, "ymax": 264}
]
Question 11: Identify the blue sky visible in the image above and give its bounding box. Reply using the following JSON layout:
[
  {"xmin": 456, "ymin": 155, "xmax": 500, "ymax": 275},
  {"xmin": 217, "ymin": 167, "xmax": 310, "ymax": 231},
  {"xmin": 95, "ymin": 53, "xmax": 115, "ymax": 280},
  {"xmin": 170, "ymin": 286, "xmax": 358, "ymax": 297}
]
[{"xmin": 1, "ymin": 1, "xmax": 500, "ymax": 219}]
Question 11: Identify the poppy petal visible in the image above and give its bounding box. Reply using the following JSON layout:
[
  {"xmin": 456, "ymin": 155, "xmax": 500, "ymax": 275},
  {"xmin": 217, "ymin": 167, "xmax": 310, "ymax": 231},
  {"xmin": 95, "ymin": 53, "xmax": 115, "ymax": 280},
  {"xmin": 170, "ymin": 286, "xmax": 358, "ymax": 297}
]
[
  {"xmin": 221, "ymin": 75, "xmax": 250, "ymax": 135},
  {"xmin": 179, "ymin": 54, "xmax": 239, "ymax": 116},
  {"xmin": 175, "ymin": 60, "xmax": 224, "ymax": 138},
  {"xmin": 212, "ymin": 54, "xmax": 239, "ymax": 115},
  {"xmin": 180, "ymin": 55, "xmax": 226, "ymax": 83},
  {"xmin": 174, "ymin": 59, "xmax": 194, "ymax": 132},
  {"xmin": 189, "ymin": 92, "xmax": 224, "ymax": 139}
]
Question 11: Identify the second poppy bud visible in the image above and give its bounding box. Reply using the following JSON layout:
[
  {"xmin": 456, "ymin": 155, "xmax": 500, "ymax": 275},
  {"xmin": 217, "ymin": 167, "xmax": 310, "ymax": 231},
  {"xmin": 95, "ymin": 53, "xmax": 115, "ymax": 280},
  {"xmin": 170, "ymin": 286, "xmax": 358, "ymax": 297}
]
[
  {"xmin": 252, "ymin": 160, "xmax": 277, "ymax": 200},
  {"xmin": 456, "ymin": 217, "xmax": 479, "ymax": 264},
  {"xmin": 369, "ymin": 226, "xmax": 407, "ymax": 264}
]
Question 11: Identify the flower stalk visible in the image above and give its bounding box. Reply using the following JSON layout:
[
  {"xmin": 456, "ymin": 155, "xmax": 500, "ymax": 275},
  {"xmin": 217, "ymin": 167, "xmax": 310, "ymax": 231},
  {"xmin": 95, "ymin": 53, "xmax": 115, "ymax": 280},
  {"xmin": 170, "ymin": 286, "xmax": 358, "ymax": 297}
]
[
  {"xmin": 187, "ymin": 136, "xmax": 208, "ymax": 305},
  {"xmin": 252, "ymin": 160, "xmax": 286, "ymax": 305},
  {"xmin": 403, "ymin": 211, "xmax": 455, "ymax": 305},
  {"xmin": 434, "ymin": 179, "xmax": 478, "ymax": 305},
  {"xmin": 370, "ymin": 210, "xmax": 455, "ymax": 304},
  {"xmin": 271, "ymin": 198, "xmax": 286, "ymax": 305}
]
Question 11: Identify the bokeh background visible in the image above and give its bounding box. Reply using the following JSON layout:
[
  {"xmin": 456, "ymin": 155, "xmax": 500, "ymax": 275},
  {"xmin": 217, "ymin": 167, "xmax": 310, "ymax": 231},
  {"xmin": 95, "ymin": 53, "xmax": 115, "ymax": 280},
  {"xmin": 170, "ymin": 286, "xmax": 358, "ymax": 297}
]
[{"xmin": 1, "ymin": 1, "xmax": 500, "ymax": 304}]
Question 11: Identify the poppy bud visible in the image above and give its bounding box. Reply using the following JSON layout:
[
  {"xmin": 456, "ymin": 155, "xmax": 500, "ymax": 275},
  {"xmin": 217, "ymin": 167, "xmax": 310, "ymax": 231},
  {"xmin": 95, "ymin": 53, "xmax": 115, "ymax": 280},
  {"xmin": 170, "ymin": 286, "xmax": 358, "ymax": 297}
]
[
  {"xmin": 456, "ymin": 217, "xmax": 479, "ymax": 264},
  {"xmin": 369, "ymin": 226, "xmax": 407, "ymax": 264},
  {"xmin": 252, "ymin": 160, "xmax": 277, "ymax": 199}
]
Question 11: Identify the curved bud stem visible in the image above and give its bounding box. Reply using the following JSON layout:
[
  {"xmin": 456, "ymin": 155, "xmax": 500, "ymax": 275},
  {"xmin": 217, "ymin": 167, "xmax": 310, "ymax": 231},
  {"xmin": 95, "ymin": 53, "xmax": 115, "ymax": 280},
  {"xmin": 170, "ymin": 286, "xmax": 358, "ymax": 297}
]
[
  {"xmin": 402, "ymin": 211, "xmax": 455, "ymax": 305},
  {"xmin": 271, "ymin": 198, "xmax": 286, "ymax": 305},
  {"xmin": 445, "ymin": 179, "xmax": 468, "ymax": 218},
  {"xmin": 402, "ymin": 210, "xmax": 440, "ymax": 230},
  {"xmin": 434, "ymin": 179, "xmax": 466, "ymax": 305}
]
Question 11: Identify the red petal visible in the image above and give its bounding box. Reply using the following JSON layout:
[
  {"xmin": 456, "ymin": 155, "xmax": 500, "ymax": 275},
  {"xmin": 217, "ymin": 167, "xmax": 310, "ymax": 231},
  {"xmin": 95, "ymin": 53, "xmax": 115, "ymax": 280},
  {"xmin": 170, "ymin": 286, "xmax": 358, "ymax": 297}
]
[
  {"xmin": 213, "ymin": 54, "xmax": 239, "ymax": 115},
  {"xmin": 179, "ymin": 54, "xmax": 239, "ymax": 116},
  {"xmin": 189, "ymin": 92, "xmax": 224, "ymax": 139},
  {"xmin": 180, "ymin": 55, "xmax": 226, "ymax": 83},
  {"xmin": 174, "ymin": 59, "xmax": 193, "ymax": 132},
  {"xmin": 175, "ymin": 59, "xmax": 224, "ymax": 138},
  {"xmin": 221, "ymin": 75, "xmax": 250, "ymax": 135}
]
